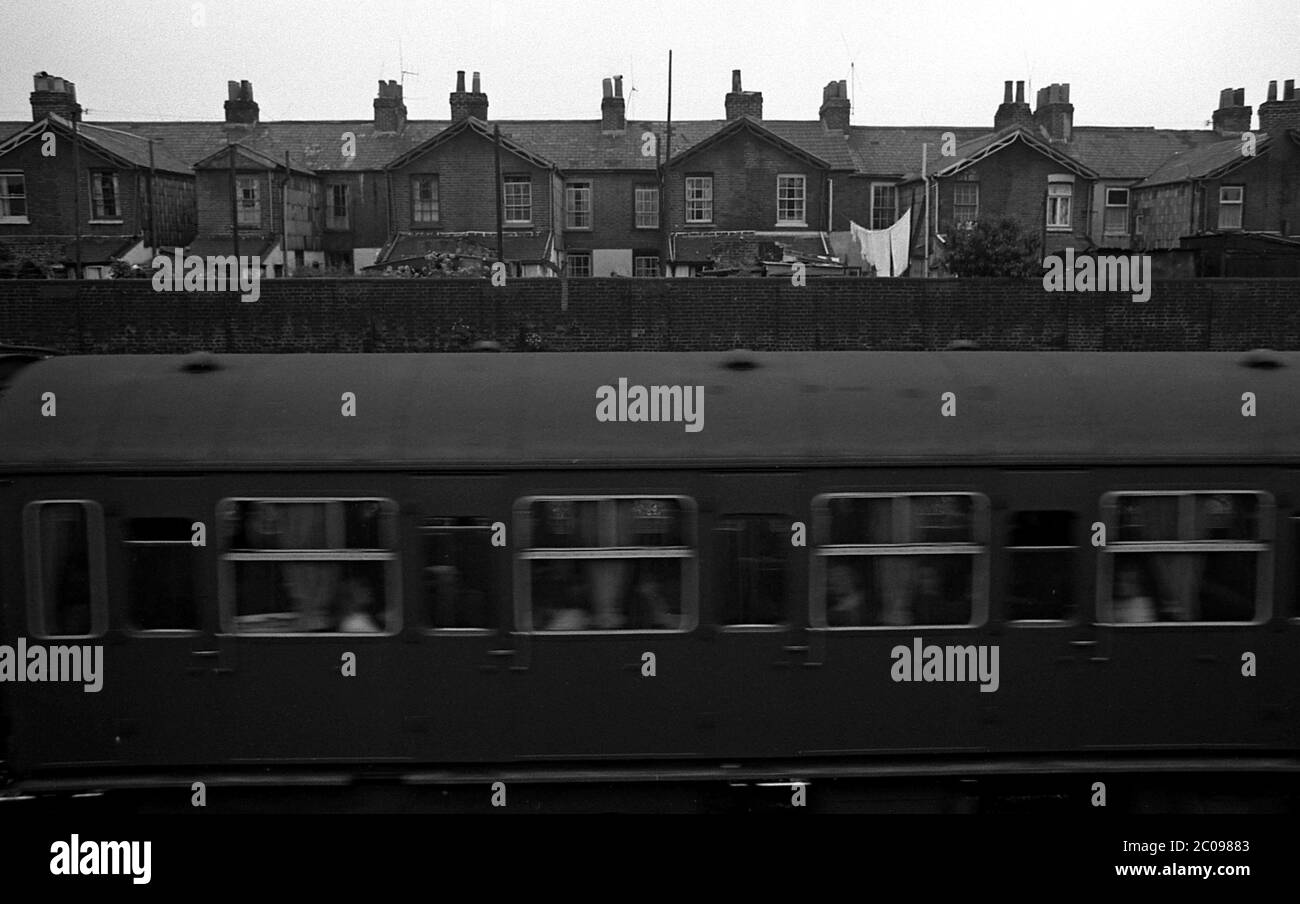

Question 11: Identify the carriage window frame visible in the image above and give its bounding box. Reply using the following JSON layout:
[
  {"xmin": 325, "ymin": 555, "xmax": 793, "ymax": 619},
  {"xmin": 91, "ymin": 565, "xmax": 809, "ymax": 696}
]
[
  {"xmin": 419, "ymin": 517, "xmax": 499, "ymax": 636},
  {"xmin": 23, "ymin": 500, "xmax": 108, "ymax": 639},
  {"xmin": 217, "ymin": 497, "xmax": 402, "ymax": 636},
  {"xmin": 514, "ymin": 494, "xmax": 698, "ymax": 634},
  {"xmin": 1097, "ymin": 490, "xmax": 1272, "ymax": 626},
  {"xmin": 714, "ymin": 513, "xmax": 792, "ymax": 631},
  {"xmin": 1004, "ymin": 510, "xmax": 1079, "ymax": 626},
  {"xmin": 811, "ymin": 492, "xmax": 990, "ymax": 630},
  {"xmin": 123, "ymin": 516, "xmax": 203, "ymax": 635}
]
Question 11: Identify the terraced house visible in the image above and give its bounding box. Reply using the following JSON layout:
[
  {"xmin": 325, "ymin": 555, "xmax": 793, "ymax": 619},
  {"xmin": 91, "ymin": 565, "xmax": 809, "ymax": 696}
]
[{"xmin": 1, "ymin": 68, "xmax": 1297, "ymax": 278}]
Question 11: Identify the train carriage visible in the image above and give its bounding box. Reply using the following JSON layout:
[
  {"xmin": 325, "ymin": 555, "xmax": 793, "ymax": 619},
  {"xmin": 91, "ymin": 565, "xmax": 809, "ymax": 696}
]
[{"xmin": 1, "ymin": 349, "xmax": 1298, "ymax": 811}]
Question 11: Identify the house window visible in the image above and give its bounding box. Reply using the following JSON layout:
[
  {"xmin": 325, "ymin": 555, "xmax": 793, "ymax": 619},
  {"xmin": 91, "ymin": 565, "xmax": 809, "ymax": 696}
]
[
  {"xmin": 327, "ymin": 184, "xmax": 349, "ymax": 230},
  {"xmin": 0, "ymin": 171, "xmax": 26, "ymax": 220},
  {"xmin": 236, "ymin": 176, "xmax": 261, "ymax": 226},
  {"xmin": 685, "ymin": 175, "xmax": 713, "ymax": 224},
  {"xmin": 567, "ymin": 251, "xmax": 592, "ymax": 277},
  {"xmin": 411, "ymin": 176, "xmax": 439, "ymax": 224},
  {"xmin": 90, "ymin": 170, "xmax": 119, "ymax": 220},
  {"xmin": 777, "ymin": 174, "xmax": 806, "ymax": 225},
  {"xmin": 504, "ymin": 175, "xmax": 532, "ymax": 224},
  {"xmin": 565, "ymin": 180, "xmax": 592, "ymax": 229},
  {"xmin": 633, "ymin": 254, "xmax": 659, "ymax": 278},
  {"xmin": 1218, "ymin": 186, "xmax": 1244, "ymax": 230},
  {"xmin": 870, "ymin": 183, "xmax": 897, "ymax": 230},
  {"xmin": 1046, "ymin": 177, "xmax": 1073, "ymax": 230},
  {"xmin": 634, "ymin": 185, "xmax": 659, "ymax": 229},
  {"xmin": 1103, "ymin": 187, "xmax": 1129, "ymax": 235},
  {"xmin": 953, "ymin": 182, "xmax": 979, "ymax": 227}
]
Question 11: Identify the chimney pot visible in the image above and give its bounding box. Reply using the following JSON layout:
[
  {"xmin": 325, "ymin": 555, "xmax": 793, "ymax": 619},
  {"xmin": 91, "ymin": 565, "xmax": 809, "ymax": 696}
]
[
  {"xmin": 228, "ymin": 80, "xmax": 240, "ymax": 100},
  {"xmin": 457, "ymin": 70, "xmax": 466, "ymax": 92},
  {"xmin": 732, "ymin": 69, "xmax": 742, "ymax": 92},
  {"xmin": 614, "ymin": 75, "xmax": 623, "ymax": 98},
  {"xmin": 1267, "ymin": 80, "xmax": 1278, "ymax": 102},
  {"xmin": 1003, "ymin": 80, "xmax": 1013, "ymax": 103},
  {"xmin": 1286, "ymin": 79, "xmax": 1296, "ymax": 100},
  {"xmin": 1233, "ymin": 88, "xmax": 1244, "ymax": 106},
  {"xmin": 472, "ymin": 71, "xmax": 481, "ymax": 93},
  {"xmin": 603, "ymin": 77, "xmax": 613, "ymax": 98},
  {"xmin": 1015, "ymin": 80, "xmax": 1025, "ymax": 103},
  {"xmin": 1219, "ymin": 87, "xmax": 1234, "ymax": 108}
]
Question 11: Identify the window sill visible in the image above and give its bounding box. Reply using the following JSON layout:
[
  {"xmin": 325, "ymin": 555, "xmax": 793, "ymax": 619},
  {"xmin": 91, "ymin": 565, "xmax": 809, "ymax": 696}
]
[
  {"xmin": 505, "ymin": 221, "xmax": 533, "ymax": 227},
  {"xmin": 0, "ymin": 216, "xmax": 30, "ymax": 224},
  {"xmin": 1046, "ymin": 226, "xmax": 1072, "ymax": 232},
  {"xmin": 775, "ymin": 221, "xmax": 807, "ymax": 228},
  {"xmin": 564, "ymin": 226, "xmax": 593, "ymax": 232},
  {"xmin": 685, "ymin": 221, "xmax": 714, "ymax": 227},
  {"xmin": 634, "ymin": 225, "xmax": 660, "ymax": 230},
  {"xmin": 88, "ymin": 219, "xmax": 123, "ymax": 225}
]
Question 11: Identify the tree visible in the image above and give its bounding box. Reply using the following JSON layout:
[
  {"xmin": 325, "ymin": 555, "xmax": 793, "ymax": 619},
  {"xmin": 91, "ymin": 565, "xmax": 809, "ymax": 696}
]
[{"xmin": 943, "ymin": 218, "xmax": 1041, "ymax": 278}]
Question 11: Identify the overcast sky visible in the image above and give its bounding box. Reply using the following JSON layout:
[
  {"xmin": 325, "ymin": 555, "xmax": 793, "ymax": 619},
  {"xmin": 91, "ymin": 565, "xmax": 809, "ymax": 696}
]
[{"xmin": 1, "ymin": 0, "xmax": 1297, "ymax": 129}]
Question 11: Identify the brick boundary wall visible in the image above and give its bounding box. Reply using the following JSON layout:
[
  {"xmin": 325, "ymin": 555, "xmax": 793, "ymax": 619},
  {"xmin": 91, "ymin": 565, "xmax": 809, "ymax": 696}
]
[{"xmin": 1, "ymin": 278, "xmax": 1298, "ymax": 354}]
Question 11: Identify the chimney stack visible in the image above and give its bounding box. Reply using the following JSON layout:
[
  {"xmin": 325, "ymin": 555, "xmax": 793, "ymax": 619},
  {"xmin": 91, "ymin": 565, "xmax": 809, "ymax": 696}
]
[
  {"xmin": 374, "ymin": 79, "xmax": 407, "ymax": 133},
  {"xmin": 1211, "ymin": 86, "xmax": 1251, "ymax": 135},
  {"xmin": 1258, "ymin": 77, "xmax": 1300, "ymax": 135},
  {"xmin": 724, "ymin": 69, "xmax": 763, "ymax": 120},
  {"xmin": 223, "ymin": 79, "xmax": 259, "ymax": 124},
  {"xmin": 30, "ymin": 71, "xmax": 82, "ymax": 122},
  {"xmin": 819, "ymin": 79, "xmax": 851, "ymax": 131},
  {"xmin": 1034, "ymin": 82, "xmax": 1073, "ymax": 142},
  {"xmin": 450, "ymin": 69, "xmax": 489, "ymax": 121},
  {"xmin": 994, "ymin": 78, "xmax": 1033, "ymax": 131},
  {"xmin": 1258, "ymin": 77, "xmax": 1300, "ymax": 134},
  {"xmin": 601, "ymin": 75, "xmax": 626, "ymax": 132}
]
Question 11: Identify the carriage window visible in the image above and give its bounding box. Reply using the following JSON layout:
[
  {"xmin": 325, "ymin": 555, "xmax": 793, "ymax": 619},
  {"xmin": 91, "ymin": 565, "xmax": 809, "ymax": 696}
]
[
  {"xmin": 816, "ymin": 493, "xmax": 986, "ymax": 627},
  {"xmin": 519, "ymin": 496, "xmax": 696, "ymax": 632},
  {"xmin": 716, "ymin": 515, "xmax": 789, "ymax": 625},
  {"xmin": 24, "ymin": 501, "xmax": 106, "ymax": 637},
  {"xmin": 421, "ymin": 518, "xmax": 495, "ymax": 630},
  {"xmin": 219, "ymin": 499, "xmax": 399, "ymax": 634},
  {"xmin": 1101, "ymin": 492, "xmax": 1269, "ymax": 624},
  {"xmin": 1006, "ymin": 511, "xmax": 1076, "ymax": 621},
  {"xmin": 125, "ymin": 518, "xmax": 199, "ymax": 631}
]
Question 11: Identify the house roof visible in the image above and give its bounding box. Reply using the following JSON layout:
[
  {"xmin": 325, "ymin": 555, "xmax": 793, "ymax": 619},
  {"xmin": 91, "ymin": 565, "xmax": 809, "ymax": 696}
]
[
  {"xmin": 61, "ymin": 236, "xmax": 141, "ymax": 263},
  {"xmin": 664, "ymin": 116, "xmax": 837, "ymax": 170},
  {"xmin": 186, "ymin": 236, "xmax": 280, "ymax": 258},
  {"xmin": 846, "ymin": 127, "xmax": 987, "ymax": 176},
  {"xmin": 671, "ymin": 230, "xmax": 829, "ymax": 265},
  {"xmin": 193, "ymin": 142, "xmax": 317, "ymax": 174},
  {"xmin": 1133, "ymin": 132, "xmax": 1278, "ymax": 187},
  {"xmin": 898, "ymin": 126, "xmax": 1098, "ymax": 182},
  {"xmin": 0, "ymin": 115, "xmax": 193, "ymax": 174},
  {"xmin": 373, "ymin": 230, "xmax": 555, "ymax": 266},
  {"xmin": 0, "ymin": 113, "xmax": 1270, "ymax": 186},
  {"xmin": 385, "ymin": 116, "xmax": 557, "ymax": 171}
]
